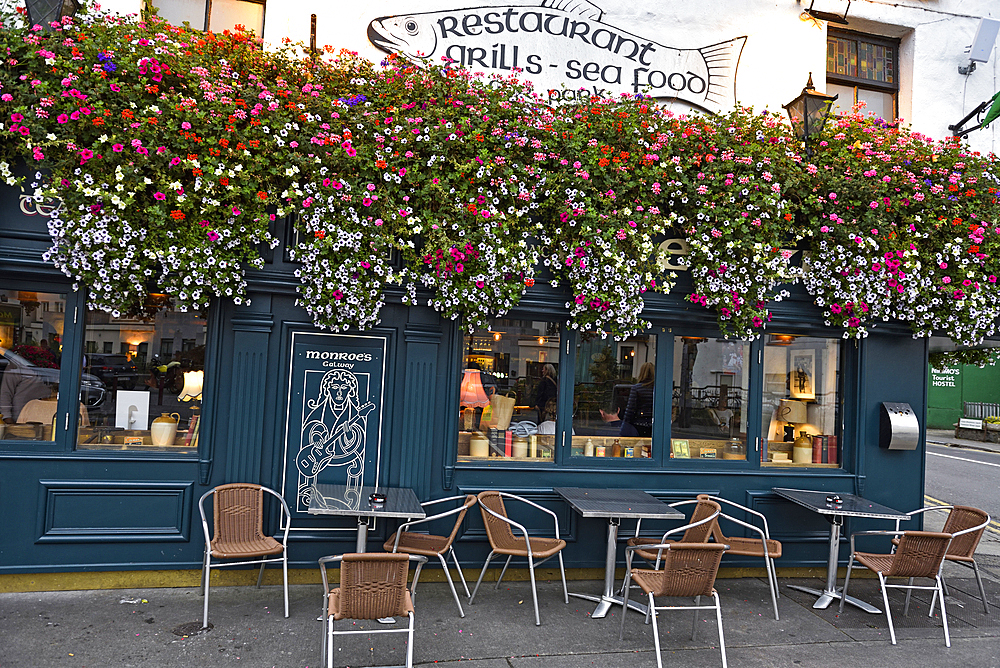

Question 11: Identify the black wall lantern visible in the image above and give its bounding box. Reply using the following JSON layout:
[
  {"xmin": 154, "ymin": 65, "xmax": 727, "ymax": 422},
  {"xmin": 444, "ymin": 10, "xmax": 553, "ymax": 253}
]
[
  {"xmin": 782, "ymin": 73, "xmax": 838, "ymax": 156},
  {"xmin": 25, "ymin": 0, "xmax": 79, "ymax": 28}
]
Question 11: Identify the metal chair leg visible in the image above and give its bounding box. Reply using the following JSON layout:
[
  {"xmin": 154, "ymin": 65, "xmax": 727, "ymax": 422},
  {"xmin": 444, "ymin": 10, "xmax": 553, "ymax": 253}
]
[
  {"xmin": 839, "ymin": 555, "xmax": 855, "ymax": 614},
  {"xmin": 469, "ymin": 552, "xmax": 496, "ymax": 604},
  {"xmin": 449, "ymin": 547, "xmax": 472, "ymax": 598},
  {"xmin": 495, "ymin": 555, "xmax": 513, "ymax": 589},
  {"xmin": 619, "ymin": 570, "xmax": 633, "ymax": 641},
  {"xmin": 692, "ymin": 595, "xmax": 700, "ymax": 641},
  {"xmin": 973, "ymin": 560, "xmax": 991, "ymax": 614},
  {"xmin": 256, "ymin": 561, "xmax": 266, "ymax": 588},
  {"xmin": 903, "ymin": 577, "xmax": 914, "ymax": 616},
  {"xmin": 527, "ymin": 553, "xmax": 541, "ymax": 626},
  {"xmin": 438, "ymin": 553, "xmax": 465, "ymax": 617},
  {"xmin": 406, "ymin": 611, "xmax": 415, "ymax": 668},
  {"xmin": 558, "ymin": 552, "xmax": 568, "ymax": 603},
  {"xmin": 937, "ymin": 575, "xmax": 951, "ymax": 648},
  {"xmin": 202, "ymin": 555, "xmax": 212, "ymax": 629},
  {"xmin": 879, "ymin": 573, "xmax": 897, "ymax": 645},
  {"xmin": 714, "ymin": 591, "xmax": 728, "ymax": 668},
  {"xmin": 649, "ymin": 593, "xmax": 663, "ymax": 668}
]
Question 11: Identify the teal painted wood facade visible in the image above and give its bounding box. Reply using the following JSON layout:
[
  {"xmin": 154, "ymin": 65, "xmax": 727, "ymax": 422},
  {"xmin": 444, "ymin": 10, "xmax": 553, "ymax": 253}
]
[{"xmin": 0, "ymin": 182, "xmax": 931, "ymax": 577}]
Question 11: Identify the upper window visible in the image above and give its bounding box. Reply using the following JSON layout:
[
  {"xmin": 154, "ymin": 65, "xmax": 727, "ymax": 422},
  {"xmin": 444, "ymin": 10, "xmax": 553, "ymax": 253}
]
[
  {"xmin": 0, "ymin": 288, "xmax": 69, "ymax": 441},
  {"xmin": 150, "ymin": 0, "xmax": 265, "ymax": 35},
  {"xmin": 75, "ymin": 305, "xmax": 207, "ymax": 452},
  {"xmin": 827, "ymin": 29, "xmax": 899, "ymax": 121},
  {"xmin": 760, "ymin": 335, "xmax": 842, "ymax": 468},
  {"xmin": 456, "ymin": 320, "xmax": 560, "ymax": 463},
  {"xmin": 571, "ymin": 333, "xmax": 657, "ymax": 459}
]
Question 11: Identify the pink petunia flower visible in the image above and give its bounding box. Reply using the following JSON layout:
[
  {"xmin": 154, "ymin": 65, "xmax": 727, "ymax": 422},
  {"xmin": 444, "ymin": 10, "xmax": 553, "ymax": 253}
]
[{"xmin": 154, "ymin": 192, "xmax": 166, "ymax": 200}]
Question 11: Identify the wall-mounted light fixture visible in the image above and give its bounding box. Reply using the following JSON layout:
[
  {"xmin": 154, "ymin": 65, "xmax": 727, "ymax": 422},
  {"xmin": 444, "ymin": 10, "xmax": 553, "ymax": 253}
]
[
  {"xmin": 802, "ymin": 0, "xmax": 850, "ymax": 25},
  {"xmin": 959, "ymin": 18, "xmax": 1000, "ymax": 75},
  {"xmin": 783, "ymin": 73, "xmax": 838, "ymax": 157}
]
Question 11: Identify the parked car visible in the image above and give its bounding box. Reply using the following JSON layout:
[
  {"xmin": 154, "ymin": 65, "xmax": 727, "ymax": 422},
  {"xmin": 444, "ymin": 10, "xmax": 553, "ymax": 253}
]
[
  {"xmin": 86, "ymin": 354, "xmax": 141, "ymax": 390},
  {"xmin": 0, "ymin": 348, "xmax": 106, "ymax": 420}
]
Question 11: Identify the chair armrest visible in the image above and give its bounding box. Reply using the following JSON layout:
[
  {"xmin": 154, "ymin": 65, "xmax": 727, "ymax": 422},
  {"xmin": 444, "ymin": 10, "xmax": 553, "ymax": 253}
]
[
  {"xmin": 390, "ymin": 501, "xmax": 472, "ymax": 551},
  {"xmin": 894, "ymin": 505, "xmax": 952, "ymax": 531},
  {"xmin": 499, "ymin": 492, "xmax": 562, "ymax": 540},
  {"xmin": 700, "ymin": 495, "xmax": 772, "ymax": 539},
  {"xmin": 849, "ymin": 530, "xmax": 908, "ymax": 554},
  {"xmin": 420, "ymin": 495, "xmax": 470, "ymax": 509},
  {"xmin": 262, "ymin": 486, "xmax": 293, "ymax": 546},
  {"xmin": 659, "ymin": 509, "xmax": 721, "ymax": 542},
  {"xmin": 717, "ymin": 512, "xmax": 775, "ymax": 559},
  {"xmin": 479, "ymin": 500, "xmax": 535, "ymax": 554}
]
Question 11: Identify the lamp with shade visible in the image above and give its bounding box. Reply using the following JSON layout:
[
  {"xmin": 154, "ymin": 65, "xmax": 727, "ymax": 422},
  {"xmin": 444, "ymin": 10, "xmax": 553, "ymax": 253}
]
[
  {"xmin": 459, "ymin": 369, "xmax": 489, "ymax": 431},
  {"xmin": 178, "ymin": 370, "xmax": 204, "ymax": 403}
]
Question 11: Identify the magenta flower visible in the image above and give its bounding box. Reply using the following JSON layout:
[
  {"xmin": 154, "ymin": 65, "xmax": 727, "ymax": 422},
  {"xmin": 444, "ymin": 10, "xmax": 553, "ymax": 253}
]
[
  {"xmin": 109, "ymin": 83, "xmax": 120, "ymax": 92},
  {"xmin": 112, "ymin": 144, "xmax": 123, "ymax": 152},
  {"xmin": 10, "ymin": 113, "xmax": 23, "ymax": 122},
  {"xmin": 154, "ymin": 192, "xmax": 166, "ymax": 201},
  {"xmin": 207, "ymin": 230, "xmax": 220, "ymax": 241},
  {"xmin": 199, "ymin": 220, "xmax": 209, "ymax": 227},
  {"xmin": 57, "ymin": 114, "xmax": 69, "ymax": 124}
]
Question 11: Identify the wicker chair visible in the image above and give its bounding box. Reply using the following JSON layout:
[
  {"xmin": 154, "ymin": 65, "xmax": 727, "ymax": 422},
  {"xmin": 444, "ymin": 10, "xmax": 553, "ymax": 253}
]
[
  {"xmin": 696, "ymin": 494, "xmax": 783, "ymax": 620},
  {"xmin": 198, "ymin": 483, "xmax": 290, "ymax": 629},
  {"xmin": 318, "ymin": 552, "xmax": 427, "ymax": 668},
  {"xmin": 893, "ymin": 505, "xmax": 991, "ymax": 615},
  {"xmin": 469, "ymin": 490, "xmax": 569, "ymax": 626},
  {"xmin": 627, "ymin": 497, "xmax": 722, "ymax": 568},
  {"xmin": 384, "ymin": 494, "xmax": 478, "ymax": 617},
  {"xmin": 840, "ymin": 530, "xmax": 953, "ymax": 647},
  {"xmin": 619, "ymin": 541, "xmax": 729, "ymax": 668}
]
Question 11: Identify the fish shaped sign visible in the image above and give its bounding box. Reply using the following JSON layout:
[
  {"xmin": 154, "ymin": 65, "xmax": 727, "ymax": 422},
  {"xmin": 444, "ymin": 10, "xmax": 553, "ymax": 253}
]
[{"xmin": 368, "ymin": 0, "xmax": 746, "ymax": 113}]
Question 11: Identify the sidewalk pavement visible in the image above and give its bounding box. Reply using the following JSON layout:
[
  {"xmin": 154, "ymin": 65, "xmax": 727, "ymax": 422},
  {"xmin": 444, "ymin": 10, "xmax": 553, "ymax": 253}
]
[
  {"xmin": 2, "ymin": 569, "xmax": 1000, "ymax": 667},
  {"xmin": 926, "ymin": 428, "xmax": 1000, "ymax": 454}
]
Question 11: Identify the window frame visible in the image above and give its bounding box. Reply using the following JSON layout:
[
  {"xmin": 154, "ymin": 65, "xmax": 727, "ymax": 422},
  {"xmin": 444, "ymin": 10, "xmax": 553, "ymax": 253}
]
[
  {"xmin": 451, "ymin": 319, "xmax": 850, "ymax": 473},
  {"xmin": 827, "ymin": 28, "xmax": 900, "ymax": 119}
]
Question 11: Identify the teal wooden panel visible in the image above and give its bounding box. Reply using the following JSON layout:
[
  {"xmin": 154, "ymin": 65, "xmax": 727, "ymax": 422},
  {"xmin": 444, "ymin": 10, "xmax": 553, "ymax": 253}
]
[{"xmin": 36, "ymin": 480, "xmax": 193, "ymax": 543}]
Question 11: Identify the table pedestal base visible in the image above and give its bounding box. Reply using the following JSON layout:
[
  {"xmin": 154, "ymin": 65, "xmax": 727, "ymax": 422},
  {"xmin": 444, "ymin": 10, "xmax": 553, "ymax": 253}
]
[
  {"xmin": 789, "ymin": 513, "xmax": 881, "ymax": 614},
  {"xmin": 786, "ymin": 584, "xmax": 881, "ymax": 613},
  {"xmin": 569, "ymin": 591, "xmax": 649, "ymax": 617}
]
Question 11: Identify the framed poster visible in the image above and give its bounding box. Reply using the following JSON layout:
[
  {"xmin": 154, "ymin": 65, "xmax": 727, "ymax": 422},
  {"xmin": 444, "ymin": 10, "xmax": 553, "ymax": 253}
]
[
  {"xmin": 789, "ymin": 349, "xmax": 816, "ymax": 401},
  {"xmin": 281, "ymin": 331, "xmax": 387, "ymax": 518}
]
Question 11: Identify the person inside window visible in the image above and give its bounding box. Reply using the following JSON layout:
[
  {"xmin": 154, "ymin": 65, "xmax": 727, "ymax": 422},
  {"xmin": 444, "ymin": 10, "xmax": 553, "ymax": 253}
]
[
  {"xmin": 621, "ymin": 362, "xmax": 654, "ymax": 437},
  {"xmin": 533, "ymin": 363, "xmax": 558, "ymax": 424}
]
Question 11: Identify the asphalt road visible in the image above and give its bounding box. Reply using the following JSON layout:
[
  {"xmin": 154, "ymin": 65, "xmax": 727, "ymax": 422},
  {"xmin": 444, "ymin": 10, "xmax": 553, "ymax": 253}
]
[{"xmin": 925, "ymin": 442, "xmax": 1000, "ymax": 561}]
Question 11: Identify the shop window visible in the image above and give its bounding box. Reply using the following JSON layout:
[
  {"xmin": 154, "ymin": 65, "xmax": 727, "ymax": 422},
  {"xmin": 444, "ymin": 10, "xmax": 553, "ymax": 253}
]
[
  {"xmin": 571, "ymin": 334, "xmax": 656, "ymax": 459},
  {"xmin": 760, "ymin": 335, "xmax": 841, "ymax": 467},
  {"xmin": 670, "ymin": 337, "xmax": 750, "ymax": 462},
  {"xmin": 456, "ymin": 320, "xmax": 560, "ymax": 462},
  {"xmin": 149, "ymin": 0, "xmax": 265, "ymax": 35},
  {"xmin": 827, "ymin": 29, "xmax": 898, "ymax": 121},
  {"xmin": 76, "ymin": 306, "xmax": 207, "ymax": 452},
  {"xmin": 0, "ymin": 288, "xmax": 71, "ymax": 441}
]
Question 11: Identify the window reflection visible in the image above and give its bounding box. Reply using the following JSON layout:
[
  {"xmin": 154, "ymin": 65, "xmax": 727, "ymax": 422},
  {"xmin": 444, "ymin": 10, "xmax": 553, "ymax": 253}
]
[
  {"xmin": 761, "ymin": 335, "xmax": 840, "ymax": 467},
  {"xmin": 457, "ymin": 320, "xmax": 559, "ymax": 462},
  {"xmin": 0, "ymin": 289, "xmax": 70, "ymax": 441},
  {"xmin": 77, "ymin": 305, "xmax": 206, "ymax": 452},
  {"xmin": 670, "ymin": 337, "xmax": 749, "ymax": 461},
  {"xmin": 571, "ymin": 334, "xmax": 656, "ymax": 458}
]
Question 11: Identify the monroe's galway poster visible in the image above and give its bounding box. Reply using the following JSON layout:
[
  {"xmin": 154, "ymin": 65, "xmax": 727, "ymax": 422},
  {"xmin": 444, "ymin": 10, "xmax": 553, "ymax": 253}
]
[{"xmin": 282, "ymin": 332, "xmax": 387, "ymax": 515}]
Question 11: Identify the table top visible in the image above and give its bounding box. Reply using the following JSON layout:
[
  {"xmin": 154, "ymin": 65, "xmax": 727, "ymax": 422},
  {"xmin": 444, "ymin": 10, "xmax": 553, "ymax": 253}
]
[
  {"xmin": 308, "ymin": 484, "xmax": 426, "ymax": 520},
  {"xmin": 772, "ymin": 487, "xmax": 909, "ymax": 521},
  {"xmin": 554, "ymin": 487, "xmax": 685, "ymax": 520}
]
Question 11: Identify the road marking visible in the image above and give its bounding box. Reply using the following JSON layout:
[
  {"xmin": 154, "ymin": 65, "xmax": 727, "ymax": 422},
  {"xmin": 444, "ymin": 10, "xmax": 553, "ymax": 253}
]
[{"xmin": 927, "ymin": 450, "xmax": 1000, "ymax": 469}]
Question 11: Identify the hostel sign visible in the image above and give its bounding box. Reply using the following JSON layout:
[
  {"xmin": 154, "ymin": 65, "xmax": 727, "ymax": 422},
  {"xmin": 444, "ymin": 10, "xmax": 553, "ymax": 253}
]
[{"xmin": 368, "ymin": 1, "xmax": 745, "ymax": 113}]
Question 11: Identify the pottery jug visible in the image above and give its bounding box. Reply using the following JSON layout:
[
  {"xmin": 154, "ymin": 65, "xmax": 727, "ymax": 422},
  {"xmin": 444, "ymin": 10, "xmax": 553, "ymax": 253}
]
[{"xmin": 150, "ymin": 412, "xmax": 180, "ymax": 447}]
